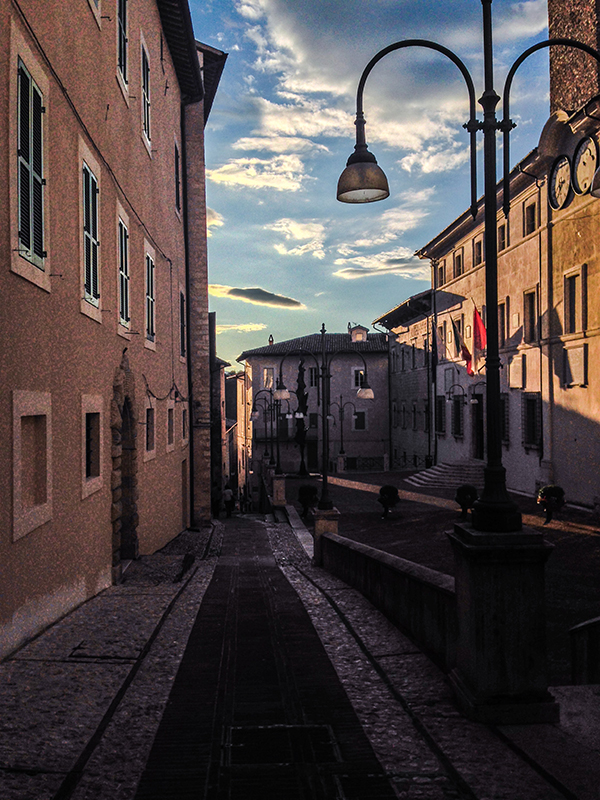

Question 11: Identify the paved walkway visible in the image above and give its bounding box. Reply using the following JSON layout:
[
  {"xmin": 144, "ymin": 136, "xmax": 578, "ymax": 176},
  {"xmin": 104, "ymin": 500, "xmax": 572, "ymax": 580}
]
[{"xmin": 0, "ymin": 513, "xmax": 599, "ymax": 799}]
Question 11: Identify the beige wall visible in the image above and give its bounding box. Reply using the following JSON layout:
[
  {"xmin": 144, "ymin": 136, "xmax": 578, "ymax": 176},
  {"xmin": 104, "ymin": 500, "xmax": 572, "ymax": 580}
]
[{"xmin": 0, "ymin": 1, "xmax": 211, "ymax": 658}]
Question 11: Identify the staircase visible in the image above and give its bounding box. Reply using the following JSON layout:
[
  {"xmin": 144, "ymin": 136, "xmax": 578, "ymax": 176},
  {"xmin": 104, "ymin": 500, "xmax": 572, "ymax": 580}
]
[{"xmin": 403, "ymin": 460, "xmax": 485, "ymax": 491}]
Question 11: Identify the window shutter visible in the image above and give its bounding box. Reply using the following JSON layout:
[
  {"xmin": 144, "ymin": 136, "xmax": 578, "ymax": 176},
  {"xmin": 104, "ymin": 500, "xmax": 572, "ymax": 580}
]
[
  {"xmin": 91, "ymin": 173, "xmax": 99, "ymax": 298},
  {"xmin": 18, "ymin": 66, "xmax": 31, "ymax": 249},
  {"xmin": 31, "ymin": 85, "xmax": 44, "ymax": 258}
]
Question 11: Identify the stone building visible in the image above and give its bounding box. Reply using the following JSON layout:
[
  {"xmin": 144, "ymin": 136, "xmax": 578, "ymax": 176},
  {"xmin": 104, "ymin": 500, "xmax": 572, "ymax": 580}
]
[
  {"xmin": 0, "ymin": 0, "xmax": 225, "ymax": 659},
  {"xmin": 238, "ymin": 325, "xmax": 390, "ymax": 479},
  {"xmin": 225, "ymin": 367, "xmax": 253, "ymax": 499}
]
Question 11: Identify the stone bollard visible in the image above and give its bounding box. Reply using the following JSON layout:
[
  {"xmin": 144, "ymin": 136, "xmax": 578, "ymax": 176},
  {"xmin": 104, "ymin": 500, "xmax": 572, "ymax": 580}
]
[
  {"xmin": 272, "ymin": 474, "xmax": 286, "ymax": 506},
  {"xmin": 447, "ymin": 522, "xmax": 559, "ymax": 724},
  {"xmin": 312, "ymin": 508, "xmax": 340, "ymax": 566}
]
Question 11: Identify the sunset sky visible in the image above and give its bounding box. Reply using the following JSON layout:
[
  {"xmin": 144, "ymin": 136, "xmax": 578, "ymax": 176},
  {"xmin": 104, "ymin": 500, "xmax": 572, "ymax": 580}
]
[{"xmin": 189, "ymin": 0, "xmax": 552, "ymax": 366}]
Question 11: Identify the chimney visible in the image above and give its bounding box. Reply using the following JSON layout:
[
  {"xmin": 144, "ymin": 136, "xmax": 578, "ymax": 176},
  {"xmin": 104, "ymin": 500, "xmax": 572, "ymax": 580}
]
[
  {"xmin": 548, "ymin": 0, "xmax": 600, "ymax": 113},
  {"xmin": 268, "ymin": 334, "xmax": 274, "ymax": 346}
]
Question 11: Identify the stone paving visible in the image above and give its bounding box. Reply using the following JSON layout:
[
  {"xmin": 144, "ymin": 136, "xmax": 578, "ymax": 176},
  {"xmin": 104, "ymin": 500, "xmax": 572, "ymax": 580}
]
[{"xmin": 0, "ymin": 513, "xmax": 599, "ymax": 799}]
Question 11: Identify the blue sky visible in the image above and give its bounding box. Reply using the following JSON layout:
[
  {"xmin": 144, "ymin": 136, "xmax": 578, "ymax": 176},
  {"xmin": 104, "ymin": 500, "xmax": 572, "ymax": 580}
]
[{"xmin": 189, "ymin": 0, "xmax": 551, "ymax": 366}]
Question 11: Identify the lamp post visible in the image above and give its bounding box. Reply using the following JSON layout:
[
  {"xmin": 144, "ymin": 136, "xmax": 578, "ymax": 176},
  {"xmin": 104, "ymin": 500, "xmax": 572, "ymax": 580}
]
[
  {"xmin": 337, "ymin": 0, "xmax": 600, "ymax": 724},
  {"xmin": 337, "ymin": 0, "xmax": 600, "ymax": 533},
  {"xmin": 251, "ymin": 390, "xmax": 275, "ymax": 466},
  {"xmin": 329, "ymin": 395, "xmax": 357, "ymax": 456},
  {"xmin": 274, "ymin": 323, "xmax": 374, "ymax": 509}
]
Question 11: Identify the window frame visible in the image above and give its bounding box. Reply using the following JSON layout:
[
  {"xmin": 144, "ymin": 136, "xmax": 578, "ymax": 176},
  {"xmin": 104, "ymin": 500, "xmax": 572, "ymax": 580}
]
[
  {"xmin": 118, "ymin": 215, "xmax": 130, "ymax": 329},
  {"xmin": 12, "ymin": 390, "xmax": 53, "ymax": 540},
  {"xmin": 498, "ymin": 222, "xmax": 507, "ymax": 252},
  {"xmin": 564, "ymin": 265, "xmax": 587, "ymax": 335},
  {"xmin": 81, "ymin": 394, "xmax": 104, "ymax": 499},
  {"xmin": 179, "ymin": 289, "xmax": 187, "ymax": 359},
  {"xmin": 523, "ymin": 288, "xmax": 538, "ymax": 344},
  {"xmin": 435, "ymin": 395, "xmax": 446, "ymax": 434},
  {"xmin": 144, "ymin": 402, "xmax": 156, "ymax": 461},
  {"xmin": 353, "ymin": 367, "xmax": 365, "ymax": 388},
  {"xmin": 453, "ymin": 248, "xmax": 464, "ymax": 278},
  {"xmin": 117, "ymin": 0, "xmax": 128, "ymax": 89},
  {"xmin": 352, "ymin": 410, "xmax": 367, "ymax": 431},
  {"xmin": 521, "ymin": 392, "xmax": 542, "ymax": 450},
  {"xmin": 524, "ymin": 200, "xmax": 537, "ymax": 236},
  {"xmin": 263, "ymin": 367, "xmax": 274, "ymax": 390},
  {"xmin": 141, "ymin": 37, "xmax": 151, "ymax": 145},
  {"xmin": 144, "ymin": 242, "xmax": 156, "ymax": 348},
  {"xmin": 82, "ymin": 161, "xmax": 100, "ymax": 307},
  {"xmin": 473, "ymin": 236, "xmax": 483, "ymax": 267}
]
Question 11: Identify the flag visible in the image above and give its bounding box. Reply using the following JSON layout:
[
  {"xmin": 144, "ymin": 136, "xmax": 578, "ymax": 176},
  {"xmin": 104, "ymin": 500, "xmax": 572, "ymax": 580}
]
[
  {"xmin": 451, "ymin": 316, "xmax": 473, "ymax": 375},
  {"xmin": 472, "ymin": 302, "xmax": 487, "ymax": 374}
]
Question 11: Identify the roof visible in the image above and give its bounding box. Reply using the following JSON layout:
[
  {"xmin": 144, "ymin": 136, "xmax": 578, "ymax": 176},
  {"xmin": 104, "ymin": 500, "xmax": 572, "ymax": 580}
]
[
  {"xmin": 238, "ymin": 332, "xmax": 388, "ymax": 362},
  {"xmin": 196, "ymin": 41, "xmax": 228, "ymax": 123},
  {"xmin": 373, "ymin": 290, "xmax": 432, "ymax": 330},
  {"xmin": 156, "ymin": 0, "xmax": 204, "ymax": 102}
]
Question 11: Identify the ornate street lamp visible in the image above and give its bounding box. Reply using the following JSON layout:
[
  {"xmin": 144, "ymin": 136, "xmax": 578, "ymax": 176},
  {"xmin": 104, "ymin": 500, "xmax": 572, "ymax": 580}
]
[
  {"xmin": 329, "ymin": 395, "xmax": 357, "ymax": 456},
  {"xmin": 337, "ymin": 0, "xmax": 600, "ymax": 533},
  {"xmin": 274, "ymin": 323, "xmax": 375, "ymax": 509}
]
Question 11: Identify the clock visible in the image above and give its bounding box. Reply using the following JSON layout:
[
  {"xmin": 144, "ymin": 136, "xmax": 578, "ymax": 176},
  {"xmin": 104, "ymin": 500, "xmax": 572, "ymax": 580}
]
[
  {"xmin": 572, "ymin": 136, "xmax": 598, "ymax": 194},
  {"xmin": 549, "ymin": 155, "xmax": 571, "ymax": 210}
]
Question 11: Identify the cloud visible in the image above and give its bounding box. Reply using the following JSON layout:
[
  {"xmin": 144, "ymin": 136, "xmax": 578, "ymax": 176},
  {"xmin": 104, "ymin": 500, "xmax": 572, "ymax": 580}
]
[
  {"xmin": 266, "ymin": 218, "xmax": 326, "ymax": 259},
  {"xmin": 209, "ymin": 284, "xmax": 306, "ymax": 308},
  {"xmin": 233, "ymin": 135, "xmax": 328, "ymax": 154},
  {"xmin": 332, "ymin": 247, "xmax": 430, "ymax": 281},
  {"xmin": 206, "ymin": 207, "xmax": 224, "ymax": 237},
  {"xmin": 400, "ymin": 144, "xmax": 470, "ymax": 174},
  {"xmin": 206, "ymin": 154, "xmax": 308, "ymax": 191},
  {"xmin": 494, "ymin": 0, "xmax": 548, "ymax": 42},
  {"xmin": 216, "ymin": 323, "xmax": 268, "ymax": 334}
]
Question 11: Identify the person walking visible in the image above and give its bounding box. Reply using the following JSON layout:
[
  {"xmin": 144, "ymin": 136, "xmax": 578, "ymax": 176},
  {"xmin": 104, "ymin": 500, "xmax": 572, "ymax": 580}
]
[{"xmin": 223, "ymin": 484, "xmax": 235, "ymax": 518}]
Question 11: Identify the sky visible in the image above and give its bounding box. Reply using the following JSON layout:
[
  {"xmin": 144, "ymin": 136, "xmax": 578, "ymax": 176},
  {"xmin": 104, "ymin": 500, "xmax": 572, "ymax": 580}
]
[{"xmin": 188, "ymin": 0, "xmax": 552, "ymax": 367}]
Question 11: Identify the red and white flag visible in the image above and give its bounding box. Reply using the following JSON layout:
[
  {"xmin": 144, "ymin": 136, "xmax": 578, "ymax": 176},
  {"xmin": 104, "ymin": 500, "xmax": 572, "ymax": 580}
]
[
  {"xmin": 472, "ymin": 302, "xmax": 487, "ymax": 374},
  {"xmin": 451, "ymin": 317, "xmax": 473, "ymax": 375}
]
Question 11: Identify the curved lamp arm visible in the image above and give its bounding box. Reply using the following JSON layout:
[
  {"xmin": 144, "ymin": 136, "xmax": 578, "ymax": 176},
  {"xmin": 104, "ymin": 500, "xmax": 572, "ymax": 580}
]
[
  {"xmin": 502, "ymin": 38, "xmax": 600, "ymax": 218},
  {"xmin": 326, "ymin": 348, "xmax": 375, "ymax": 399},
  {"xmin": 347, "ymin": 39, "xmax": 478, "ymax": 217},
  {"xmin": 274, "ymin": 348, "xmax": 321, "ymax": 403}
]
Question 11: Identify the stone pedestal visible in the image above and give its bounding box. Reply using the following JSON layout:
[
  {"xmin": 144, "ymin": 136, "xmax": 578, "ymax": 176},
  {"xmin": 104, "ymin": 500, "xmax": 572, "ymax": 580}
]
[
  {"xmin": 313, "ymin": 508, "xmax": 340, "ymax": 566},
  {"xmin": 272, "ymin": 474, "xmax": 286, "ymax": 506},
  {"xmin": 447, "ymin": 522, "xmax": 559, "ymax": 724}
]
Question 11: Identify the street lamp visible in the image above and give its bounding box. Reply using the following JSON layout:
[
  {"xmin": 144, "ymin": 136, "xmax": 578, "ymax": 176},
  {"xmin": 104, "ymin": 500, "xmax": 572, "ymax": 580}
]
[
  {"xmin": 274, "ymin": 323, "xmax": 375, "ymax": 509},
  {"xmin": 329, "ymin": 396, "xmax": 357, "ymax": 456},
  {"xmin": 251, "ymin": 390, "xmax": 275, "ymax": 466},
  {"xmin": 337, "ymin": 0, "xmax": 600, "ymax": 533}
]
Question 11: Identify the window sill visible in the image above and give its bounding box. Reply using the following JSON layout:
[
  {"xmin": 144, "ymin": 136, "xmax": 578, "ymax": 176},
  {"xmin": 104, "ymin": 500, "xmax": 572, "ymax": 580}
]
[
  {"xmin": 82, "ymin": 475, "xmax": 103, "ymax": 500},
  {"xmin": 11, "ymin": 255, "xmax": 51, "ymax": 293},
  {"xmin": 143, "ymin": 448, "xmax": 157, "ymax": 463},
  {"xmin": 116, "ymin": 71, "xmax": 129, "ymax": 105},
  {"xmin": 118, "ymin": 324, "xmax": 132, "ymax": 341},
  {"xmin": 144, "ymin": 337, "xmax": 156, "ymax": 352},
  {"xmin": 81, "ymin": 298, "xmax": 103, "ymax": 324}
]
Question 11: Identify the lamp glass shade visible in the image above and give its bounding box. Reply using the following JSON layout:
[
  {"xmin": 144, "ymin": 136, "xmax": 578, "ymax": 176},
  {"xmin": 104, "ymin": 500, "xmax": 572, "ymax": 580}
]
[
  {"xmin": 590, "ymin": 166, "xmax": 600, "ymax": 198},
  {"xmin": 356, "ymin": 386, "xmax": 374, "ymax": 400},
  {"xmin": 294, "ymin": 411, "xmax": 304, "ymax": 418},
  {"xmin": 337, "ymin": 161, "xmax": 390, "ymax": 203},
  {"xmin": 273, "ymin": 386, "xmax": 290, "ymax": 400}
]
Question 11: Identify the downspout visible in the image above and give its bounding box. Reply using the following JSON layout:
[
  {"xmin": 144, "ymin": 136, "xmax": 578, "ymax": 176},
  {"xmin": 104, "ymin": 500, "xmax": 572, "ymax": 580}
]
[{"xmin": 181, "ymin": 100, "xmax": 196, "ymax": 527}]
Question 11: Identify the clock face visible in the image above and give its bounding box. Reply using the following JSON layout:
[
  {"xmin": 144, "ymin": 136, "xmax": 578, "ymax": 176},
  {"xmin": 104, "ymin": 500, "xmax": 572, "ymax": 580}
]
[
  {"xmin": 573, "ymin": 136, "xmax": 598, "ymax": 194},
  {"xmin": 549, "ymin": 155, "xmax": 571, "ymax": 210}
]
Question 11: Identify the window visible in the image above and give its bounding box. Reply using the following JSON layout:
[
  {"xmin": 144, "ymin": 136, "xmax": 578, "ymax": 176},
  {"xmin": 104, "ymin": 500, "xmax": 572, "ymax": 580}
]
[
  {"xmin": 146, "ymin": 406, "xmax": 155, "ymax": 452},
  {"xmin": 85, "ymin": 413, "xmax": 100, "ymax": 479},
  {"xmin": 437, "ymin": 260, "xmax": 445, "ymax": 287},
  {"xmin": 263, "ymin": 367, "xmax": 274, "ymax": 389},
  {"xmin": 437, "ymin": 324, "xmax": 446, "ymax": 361},
  {"xmin": 141, "ymin": 44, "xmax": 151, "ymax": 141},
  {"xmin": 309, "ymin": 366, "xmax": 318, "ymax": 387},
  {"xmin": 182, "ymin": 407, "xmax": 188, "ymax": 442},
  {"xmin": 524, "ymin": 202, "xmax": 537, "ymax": 236},
  {"xmin": 353, "ymin": 411, "xmax": 366, "ymax": 431},
  {"xmin": 392, "ymin": 401, "xmax": 398, "ymax": 428},
  {"xmin": 12, "ymin": 390, "xmax": 52, "ymax": 540},
  {"xmin": 498, "ymin": 223, "xmax": 507, "ymax": 252},
  {"xmin": 145, "ymin": 253, "xmax": 155, "ymax": 342},
  {"xmin": 175, "ymin": 142, "xmax": 181, "ymax": 212},
  {"xmin": 180, "ymin": 291, "xmax": 186, "ymax": 357},
  {"xmin": 411, "ymin": 341, "xmax": 417, "ymax": 369},
  {"xmin": 435, "ymin": 395, "xmax": 446, "ymax": 434},
  {"xmin": 118, "ymin": 218, "xmax": 129, "ymax": 326},
  {"xmin": 564, "ymin": 269, "xmax": 586, "ymax": 334},
  {"xmin": 83, "ymin": 162, "xmax": 100, "ymax": 305},
  {"xmin": 473, "ymin": 238, "xmax": 483, "ymax": 266},
  {"xmin": 523, "ymin": 289, "xmax": 538, "ymax": 343},
  {"xmin": 500, "ymin": 393, "xmax": 509, "ymax": 443},
  {"xmin": 167, "ymin": 404, "xmax": 174, "ymax": 451},
  {"xmin": 451, "ymin": 396, "xmax": 464, "ymax": 437},
  {"xmin": 18, "ymin": 60, "xmax": 45, "ymax": 268},
  {"xmin": 522, "ymin": 393, "xmax": 541, "ymax": 448},
  {"xmin": 498, "ymin": 302, "xmax": 506, "ymax": 348},
  {"xmin": 454, "ymin": 249, "xmax": 464, "ymax": 278},
  {"xmin": 412, "ymin": 404, "xmax": 417, "ymax": 430},
  {"xmin": 309, "ymin": 412, "xmax": 318, "ymax": 428},
  {"xmin": 401, "ymin": 405, "xmax": 407, "ymax": 430},
  {"xmin": 353, "ymin": 368, "xmax": 365, "ymax": 388},
  {"xmin": 118, "ymin": 0, "xmax": 128, "ymax": 84},
  {"xmin": 424, "ymin": 402, "xmax": 430, "ymax": 432}
]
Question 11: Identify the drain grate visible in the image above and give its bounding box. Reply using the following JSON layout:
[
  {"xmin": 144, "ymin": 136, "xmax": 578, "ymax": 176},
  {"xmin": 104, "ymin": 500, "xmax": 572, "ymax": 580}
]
[{"xmin": 225, "ymin": 724, "xmax": 339, "ymax": 766}]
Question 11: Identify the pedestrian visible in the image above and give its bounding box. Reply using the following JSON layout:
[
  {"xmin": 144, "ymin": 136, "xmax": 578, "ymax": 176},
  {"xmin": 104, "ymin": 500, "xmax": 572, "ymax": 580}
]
[{"xmin": 223, "ymin": 484, "xmax": 235, "ymax": 518}]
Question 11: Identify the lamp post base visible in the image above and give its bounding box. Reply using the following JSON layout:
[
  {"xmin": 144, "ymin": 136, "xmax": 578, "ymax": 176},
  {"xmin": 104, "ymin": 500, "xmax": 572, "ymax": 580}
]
[
  {"xmin": 447, "ymin": 522, "xmax": 559, "ymax": 724},
  {"xmin": 471, "ymin": 465, "xmax": 522, "ymax": 532}
]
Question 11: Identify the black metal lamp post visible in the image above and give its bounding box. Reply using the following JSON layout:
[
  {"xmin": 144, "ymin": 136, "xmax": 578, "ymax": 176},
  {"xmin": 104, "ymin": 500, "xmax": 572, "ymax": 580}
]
[
  {"xmin": 329, "ymin": 395, "xmax": 357, "ymax": 456},
  {"xmin": 251, "ymin": 390, "xmax": 276, "ymax": 466},
  {"xmin": 274, "ymin": 323, "xmax": 375, "ymax": 510},
  {"xmin": 337, "ymin": 0, "xmax": 600, "ymax": 533}
]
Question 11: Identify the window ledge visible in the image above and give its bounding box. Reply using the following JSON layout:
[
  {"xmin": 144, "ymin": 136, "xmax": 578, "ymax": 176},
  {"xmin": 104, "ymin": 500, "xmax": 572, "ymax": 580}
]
[
  {"xmin": 11, "ymin": 256, "xmax": 51, "ymax": 293},
  {"xmin": 81, "ymin": 298, "xmax": 103, "ymax": 324},
  {"xmin": 143, "ymin": 448, "xmax": 157, "ymax": 463},
  {"xmin": 82, "ymin": 475, "xmax": 103, "ymax": 500},
  {"xmin": 118, "ymin": 324, "xmax": 132, "ymax": 341},
  {"xmin": 144, "ymin": 337, "xmax": 157, "ymax": 352}
]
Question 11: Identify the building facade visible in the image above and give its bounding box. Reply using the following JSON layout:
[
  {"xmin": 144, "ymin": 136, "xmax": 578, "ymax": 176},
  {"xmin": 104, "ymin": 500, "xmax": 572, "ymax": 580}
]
[
  {"xmin": 0, "ymin": 0, "xmax": 225, "ymax": 659},
  {"xmin": 376, "ymin": 106, "xmax": 600, "ymax": 509},
  {"xmin": 238, "ymin": 325, "xmax": 390, "ymax": 479},
  {"xmin": 225, "ymin": 367, "xmax": 253, "ymax": 500}
]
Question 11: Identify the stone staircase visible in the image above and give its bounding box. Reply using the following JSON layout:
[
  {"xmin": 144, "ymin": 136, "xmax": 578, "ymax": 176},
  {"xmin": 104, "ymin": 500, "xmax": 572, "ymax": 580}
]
[{"xmin": 403, "ymin": 460, "xmax": 485, "ymax": 491}]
